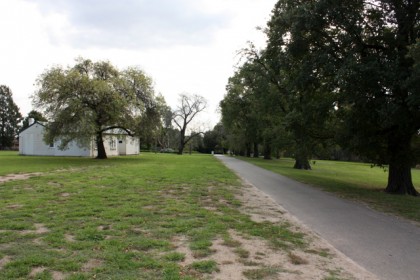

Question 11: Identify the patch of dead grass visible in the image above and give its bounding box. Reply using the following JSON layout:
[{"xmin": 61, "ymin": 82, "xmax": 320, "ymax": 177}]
[
  {"xmin": 20, "ymin": 223, "xmax": 50, "ymax": 235},
  {"xmin": 0, "ymin": 255, "xmax": 12, "ymax": 269}
]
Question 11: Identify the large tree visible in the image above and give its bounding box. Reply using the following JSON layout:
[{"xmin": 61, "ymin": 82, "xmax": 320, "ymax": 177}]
[
  {"xmin": 33, "ymin": 58, "xmax": 156, "ymax": 159},
  {"xmin": 172, "ymin": 93, "xmax": 207, "ymax": 155},
  {"xmin": 0, "ymin": 85, "xmax": 22, "ymax": 150},
  {"xmin": 266, "ymin": 0, "xmax": 419, "ymax": 194}
]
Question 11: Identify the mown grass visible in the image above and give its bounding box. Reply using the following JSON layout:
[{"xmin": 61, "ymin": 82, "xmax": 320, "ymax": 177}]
[
  {"xmin": 239, "ymin": 157, "xmax": 420, "ymax": 223},
  {"xmin": 0, "ymin": 152, "xmax": 305, "ymax": 279}
]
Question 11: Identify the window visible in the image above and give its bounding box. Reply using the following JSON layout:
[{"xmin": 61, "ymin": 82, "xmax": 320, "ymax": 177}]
[{"xmin": 110, "ymin": 140, "xmax": 116, "ymax": 150}]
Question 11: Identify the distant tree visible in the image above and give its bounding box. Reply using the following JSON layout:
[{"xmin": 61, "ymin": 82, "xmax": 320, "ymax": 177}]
[
  {"xmin": 0, "ymin": 85, "xmax": 22, "ymax": 150},
  {"xmin": 201, "ymin": 123, "xmax": 228, "ymax": 154},
  {"xmin": 21, "ymin": 110, "xmax": 47, "ymax": 129},
  {"xmin": 172, "ymin": 93, "xmax": 207, "ymax": 155},
  {"xmin": 33, "ymin": 58, "xmax": 156, "ymax": 159},
  {"xmin": 137, "ymin": 94, "xmax": 169, "ymax": 150}
]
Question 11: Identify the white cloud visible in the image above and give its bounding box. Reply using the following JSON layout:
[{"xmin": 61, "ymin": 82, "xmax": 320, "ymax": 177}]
[{"xmin": 0, "ymin": 0, "xmax": 276, "ymax": 128}]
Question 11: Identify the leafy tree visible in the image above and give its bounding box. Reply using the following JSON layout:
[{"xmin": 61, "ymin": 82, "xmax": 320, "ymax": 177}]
[
  {"xmin": 200, "ymin": 123, "xmax": 228, "ymax": 154},
  {"xmin": 0, "ymin": 85, "xmax": 22, "ymax": 150},
  {"xmin": 33, "ymin": 58, "xmax": 156, "ymax": 159},
  {"xmin": 265, "ymin": 0, "xmax": 419, "ymax": 194},
  {"xmin": 172, "ymin": 93, "xmax": 207, "ymax": 155},
  {"xmin": 137, "ymin": 94, "xmax": 169, "ymax": 150},
  {"xmin": 21, "ymin": 110, "xmax": 47, "ymax": 129}
]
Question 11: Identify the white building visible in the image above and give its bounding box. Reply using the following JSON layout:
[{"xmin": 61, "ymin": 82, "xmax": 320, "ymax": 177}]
[{"xmin": 19, "ymin": 120, "xmax": 140, "ymax": 157}]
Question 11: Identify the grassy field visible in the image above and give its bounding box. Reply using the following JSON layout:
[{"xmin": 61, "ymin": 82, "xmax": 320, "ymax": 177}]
[
  {"xmin": 0, "ymin": 152, "xmax": 308, "ymax": 280},
  {"xmin": 239, "ymin": 157, "xmax": 420, "ymax": 223}
]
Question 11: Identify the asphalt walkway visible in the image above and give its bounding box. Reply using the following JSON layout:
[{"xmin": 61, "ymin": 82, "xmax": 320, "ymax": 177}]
[{"xmin": 216, "ymin": 155, "xmax": 420, "ymax": 280}]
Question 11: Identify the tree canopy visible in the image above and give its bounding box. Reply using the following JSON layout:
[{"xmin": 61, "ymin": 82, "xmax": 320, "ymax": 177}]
[
  {"xmin": 21, "ymin": 110, "xmax": 47, "ymax": 129},
  {"xmin": 220, "ymin": 0, "xmax": 419, "ymax": 195},
  {"xmin": 0, "ymin": 85, "xmax": 22, "ymax": 150},
  {"xmin": 33, "ymin": 58, "xmax": 159, "ymax": 159}
]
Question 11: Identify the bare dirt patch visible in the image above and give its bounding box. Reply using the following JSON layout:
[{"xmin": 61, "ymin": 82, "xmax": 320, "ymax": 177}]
[
  {"xmin": 51, "ymin": 270, "xmax": 67, "ymax": 280},
  {"xmin": 29, "ymin": 266, "xmax": 46, "ymax": 277},
  {"xmin": 20, "ymin": 223, "xmax": 50, "ymax": 235},
  {"xmin": 173, "ymin": 235, "xmax": 195, "ymax": 266},
  {"xmin": 64, "ymin": 234, "xmax": 76, "ymax": 242},
  {"xmin": 229, "ymin": 182, "xmax": 379, "ymax": 280},
  {"xmin": 0, "ymin": 256, "xmax": 12, "ymax": 269},
  {"xmin": 172, "ymin": 182, "xmax": 379, "ymax": 280},
  {"xmin": 82, "ymin": 259, "xmax": 104, "ymax": 272},
  {"xmin": 0, "ymin": 173, "xmax": 42, "ymax": 184}
]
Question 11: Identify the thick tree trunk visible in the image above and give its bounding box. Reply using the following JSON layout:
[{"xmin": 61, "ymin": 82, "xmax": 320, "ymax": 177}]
[
  {"xmin": 293, "ymin": 147, "xmax": 311, "ymax": 169},
  {"xmin": 95, "ymin": 132, "xmax": 107, "ymax": 159},
  {"xmin": 253, "ymin": 142, "xmax": 259, "ymax": 158},
  {"xmin": 177, "ymin": 143, "xmax": 184, "ymax": 155},
  {"xmin": 385, "ymin": 134, "xmax": 418, "ymax": 196},
  {"xmin": 293, "ymin": 157, "xmax": 311, "ymax": 170},
  {"xmin": 385, "ymin": 162, "xmax": 418, "ymax": 196},
  {"xmin": 246, "ymin": 143, "xmax": 251, "ymax": 157},
  {"xmin": 263, "ymin": 141, "xmax": 271, "ymax": 160}
]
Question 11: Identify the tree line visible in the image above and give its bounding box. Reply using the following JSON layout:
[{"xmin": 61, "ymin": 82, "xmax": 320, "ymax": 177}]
[{"xmin": 219, "ymin": 0, "xmax": 419, "ymax": 196}]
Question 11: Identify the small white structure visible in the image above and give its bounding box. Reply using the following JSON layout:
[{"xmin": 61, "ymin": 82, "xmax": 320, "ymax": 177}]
[{"xmin": 19, "ymin": 120, "xmax": 140, "ymax": 157}]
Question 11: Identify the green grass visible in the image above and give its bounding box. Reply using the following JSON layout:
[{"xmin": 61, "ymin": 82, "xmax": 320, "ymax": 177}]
[
  {"xmin": 239, "ymin": 157, "xmax": 420, "ymax": 223},
  {"xmin": 0, "ymin": 152, "xmax": 306, "ymax": 279}
]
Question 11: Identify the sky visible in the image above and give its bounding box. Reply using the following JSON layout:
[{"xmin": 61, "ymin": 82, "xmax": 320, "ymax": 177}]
[{"xmin": 0, "ymin": 0, "xmax": 276, "ymax": 129}]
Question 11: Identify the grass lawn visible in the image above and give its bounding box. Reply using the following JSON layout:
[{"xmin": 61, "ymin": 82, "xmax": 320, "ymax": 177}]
[
  {"xmin": 239, "ymin": 157, "xmax": 420, "ymax": 223},
  {"xmin": 0, "ymin": 152, "xmax": 307, "ymax": 280}
]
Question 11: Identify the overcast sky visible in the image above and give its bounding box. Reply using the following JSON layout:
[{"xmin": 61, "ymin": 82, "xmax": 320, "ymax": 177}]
[{"xmin": 0, "ymin": 0, "xmax": 276, "ymax": 129}]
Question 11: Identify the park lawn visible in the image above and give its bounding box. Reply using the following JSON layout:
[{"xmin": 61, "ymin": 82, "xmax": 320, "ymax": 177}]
[
  {"xmin": 239, "ymin": 157, "xmax": 420, "ymax": 223},
  {"xmin": 0, "ymin": 152, "xmax": 306, "ymax": 280}
]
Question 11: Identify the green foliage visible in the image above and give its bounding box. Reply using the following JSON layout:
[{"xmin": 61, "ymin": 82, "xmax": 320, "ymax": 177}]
[
  {"xmin": 32, "ymin": 57, "xmax": 160, "ymax": 158},
  {"xmin": 222, "ymin": 0, "xmax": 420, "ymax": 193},
  {"xmin": 0, "ymin": 85, "xmax": 22, "ymax": 150},
  {"xmin": 21, "ymin": 110, "xmax": 47, "ymax": 130}
]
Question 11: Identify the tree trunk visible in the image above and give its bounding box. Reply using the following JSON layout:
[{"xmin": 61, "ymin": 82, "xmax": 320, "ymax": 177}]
[
  {"xmin": 253, "ymin": 142, "xmax": 259, "ymax": 158},
  {"xmin": 246, "ymin": 143, "xmax": 251, "ymax": 157},
  {"xmin": 178, "ymin": 143, "xmax": 184, "ymax": 155},
  {"xmin": 96, "ymin": 132, "xmax": 107, "ymax": 159},
  {"xmin": 293, "ymin": 157, "xmax": 311, "ymax": 170},
  {"xmin": 293, "ymin": 147, "xmax": 311, "ymax": 169},
  {"xmin": 178, "ymin": 130, "xmax": 185, "ymax": 155},
  {"xmin": 263, "ymin": 141, "xmax": 271, "ymax": 160},
  {"xmin": 385, "ymin": 134, "xmax": 418, "ymax": 196},
  {"xmin": 385, "ymin": 162, "xmax": 418, "ymax": 196}
]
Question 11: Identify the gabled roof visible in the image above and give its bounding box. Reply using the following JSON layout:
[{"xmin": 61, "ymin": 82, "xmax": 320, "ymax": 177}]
[{"xmin": 19, "ymin": 121, "xmax": 46, "ymax": 135}]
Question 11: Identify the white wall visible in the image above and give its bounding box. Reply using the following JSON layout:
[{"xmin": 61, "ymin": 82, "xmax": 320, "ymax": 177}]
[
  {"xmin": 19, "ymin": 123, "xmax": 140, "ymax": 157},
  {"xmin": 19, "ymin": 123, "xmax": 54, "ymax": 156},
  {"xmin": 125, "ymin": 136, "xmax": 140, "ymax": 155},
  {"xmin": 19, "ymin": 123, "xmax": 91, "ymax": 157}
]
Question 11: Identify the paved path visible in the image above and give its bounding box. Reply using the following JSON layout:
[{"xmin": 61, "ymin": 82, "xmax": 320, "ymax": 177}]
[{"xmin": 216, "ymin": 155, "xmax": 420, "ymax": 280}]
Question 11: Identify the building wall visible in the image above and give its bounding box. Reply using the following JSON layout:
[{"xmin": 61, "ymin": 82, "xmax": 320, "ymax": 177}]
[
  {"xmin": 19, "ymin": 123, "xmax": 91, "ymax": 157},
  {"xmin": 125, "ymin": 136, "xmax": 140, "ymax": 155},
  {"xmin": 19, "ymin": 123, "xmax": 140, "ymax": 157},
  {"xmin": 117, "ymin": 136, "xmax": 140, "ymax": 155},
  {"xmin": 19, "ymin": 123, "xmax": 55, "ymax": 156}
]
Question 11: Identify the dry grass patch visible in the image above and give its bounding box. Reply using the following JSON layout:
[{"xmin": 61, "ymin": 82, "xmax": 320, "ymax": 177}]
[{"xmin": 0, "ymin": 173, "xmax": 42, "ymax": 184}]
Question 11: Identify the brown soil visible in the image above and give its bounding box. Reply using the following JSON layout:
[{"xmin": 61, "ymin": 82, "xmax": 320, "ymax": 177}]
[
  {"xmin": 0, "ymin": 173, "xmax": 42, "ymax": 183},
  {"xmin": 172, "ymin": 181, "xmax": 379, "ymax": 280}
]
